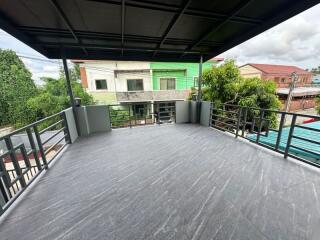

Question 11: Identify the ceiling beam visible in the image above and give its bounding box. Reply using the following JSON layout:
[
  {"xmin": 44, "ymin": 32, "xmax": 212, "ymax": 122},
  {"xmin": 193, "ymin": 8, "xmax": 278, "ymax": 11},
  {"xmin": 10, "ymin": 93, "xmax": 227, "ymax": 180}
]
[
  {"xmin": 186, "ymin": 0, "xmax": 254, "ymax": 51},
  {"xmin": 88, "ymin": 0, "xmax": 262, "ymax": 25},
  {"xmin": 153, "ymin": 0, "xmax": 192, "ymax": 57},
  {"xmin": 19, "ymin": 26, "xmax": 224, "ymax": 47},
  {"xmin": 49, "ymin": 0, "xmax": 88, "ymax": 55},
  {"xmin": 34, "ymin": 41, "xmax": 216, "ymax": 55},
  {"xmin": 121, "ymin": 0, "xmax": 125, "ymax": 56}
]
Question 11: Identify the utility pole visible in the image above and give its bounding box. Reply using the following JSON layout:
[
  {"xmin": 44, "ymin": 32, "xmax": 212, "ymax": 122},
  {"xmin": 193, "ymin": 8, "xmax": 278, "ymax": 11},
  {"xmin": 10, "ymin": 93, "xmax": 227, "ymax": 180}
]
[{"xmin": 284, "ymin": 72, "xmax": 298, "ymax": 113}]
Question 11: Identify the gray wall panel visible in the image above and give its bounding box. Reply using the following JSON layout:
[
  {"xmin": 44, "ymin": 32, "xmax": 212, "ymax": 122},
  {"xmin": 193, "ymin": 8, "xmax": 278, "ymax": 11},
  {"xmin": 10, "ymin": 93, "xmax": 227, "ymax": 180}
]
[
  {"xmin": 176, "ymin": 101, "xmax": 190, "ymax": 123},
  {"xmin": 64, "ymin": 108, "xmax": 78, "ymax": 143},
  {"xmin": 200, "ymin": 101, "xmax": 211, "ymax": 127}
]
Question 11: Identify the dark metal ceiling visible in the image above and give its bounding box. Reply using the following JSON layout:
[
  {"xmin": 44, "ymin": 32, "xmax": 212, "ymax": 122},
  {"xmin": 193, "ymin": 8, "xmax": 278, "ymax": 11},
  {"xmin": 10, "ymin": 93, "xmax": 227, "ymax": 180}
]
[{"xmin": 0, "ymin": 0, "xmax": 318, "ymax": 62}]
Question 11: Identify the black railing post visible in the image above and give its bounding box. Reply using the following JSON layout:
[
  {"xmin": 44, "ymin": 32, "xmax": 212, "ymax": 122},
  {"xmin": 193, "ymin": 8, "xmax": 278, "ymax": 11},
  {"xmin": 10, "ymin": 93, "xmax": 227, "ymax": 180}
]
[
  {"xmin": 33, "ymin": 126, "xmax": 48, "ymax": 169},
  {"xmin": 4, "ymin": 137, "xmax": 26, "ymax": 188},
  {"xmin": 26, "ymin": 128, "xmax": 42, "ymax": 171},
  {"xmin": 242, "ymin": 107, "xmax": 248, "ymax": 137},
  {"xmin": 256, "ymin": 110, "xmax": 264, "ymax": 143},
  {"xmin": 209, "ymin": 102, "xmax": 213, "ymax": 127},
  {"xmin": 235, "ymin": 107, "xmax": 242, "ymax": 138},
  {"xmin": 275, "ymin": 113, "xmax": 285, "ymax": 151},
  {"xmin": 128, "ymin": 105, "xmax": 132, "ymax": 128},
  {"xmin": 284, "ymin": 114, "xmax": 297, "ymax": 159}
]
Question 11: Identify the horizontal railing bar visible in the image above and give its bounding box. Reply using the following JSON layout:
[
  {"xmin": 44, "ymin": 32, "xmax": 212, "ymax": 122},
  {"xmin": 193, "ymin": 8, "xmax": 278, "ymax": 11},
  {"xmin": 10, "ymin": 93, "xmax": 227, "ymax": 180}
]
[
  {"xmin": 42, "ymin": 127, "xmax": 66, "ymax": 145},
  {"xmin": 39, "ymin": 119, "xmax": 64, "ymax": 135},
  {"xmin": 211, "ymin": 114, "xmax": 237, "ymax": 122},
  {"xmin": 294, "ymin": 125, "xmax": 320, "ymax": 132},
  {"xmin": 0, "ymin": 151, "xmax": 10, "ymax": 159},
  {"xmin": 222, "ymin": 103, "xmax": 320, "ymax": 119},
  {"xmin": 212, "ymin": 119, "xmax": 236, "ymax": 128},
  {"xmin": 0, "ymin": 112, "xmax": 63, "ymax": 140},
  {"xmin": 44, "ymin": 135, "xmax": 66, "ymax": 155},
  {"xmin": 287, "ymin": 153, "xmax": 320, "ymax": 168},
  {"xmin": 292, "ymin": 135, "xmax": 320, "ymax": 145},
  {"xmin": 212, "ymin": 109, "xmax": 238, "ymax": 114},
  {"xmin": 211, "ymin": 125, "xmax": 235, "ymax": 134},
  {"xmin": 290, "ymin": 145, "xmax": 320, "ymax": 157},
  {"xmin": 159, "ymin": 111, "xmax": 175, "ymax": 114}
]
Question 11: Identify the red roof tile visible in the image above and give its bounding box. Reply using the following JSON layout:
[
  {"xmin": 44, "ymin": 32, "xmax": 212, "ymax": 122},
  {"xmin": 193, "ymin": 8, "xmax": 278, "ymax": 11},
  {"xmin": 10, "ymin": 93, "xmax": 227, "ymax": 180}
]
[{"xmin": 246, "ymin": 63, "xmax": 310, "ymax": 75}]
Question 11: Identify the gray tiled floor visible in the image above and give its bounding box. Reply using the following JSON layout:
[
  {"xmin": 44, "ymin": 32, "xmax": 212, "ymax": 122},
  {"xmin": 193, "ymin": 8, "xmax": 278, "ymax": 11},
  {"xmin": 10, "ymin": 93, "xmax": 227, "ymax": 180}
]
[{"xmin": 1, "ymin": 124, "xmax": 320, "ymax": 240}]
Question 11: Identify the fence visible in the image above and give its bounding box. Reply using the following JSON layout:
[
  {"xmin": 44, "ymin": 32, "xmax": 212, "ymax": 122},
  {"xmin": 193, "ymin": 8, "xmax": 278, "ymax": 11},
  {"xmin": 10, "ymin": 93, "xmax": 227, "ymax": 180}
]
[
  {"xmin": 210, "ymin": 103, "xmax": 320, "ymax": 167},
  {"xmin": 0, "ymin": 111, "xmax": 70, "ymax": 215},
  {"xmin": 108, "ymin": 102, "xmax": 176, "ymax": 129}
]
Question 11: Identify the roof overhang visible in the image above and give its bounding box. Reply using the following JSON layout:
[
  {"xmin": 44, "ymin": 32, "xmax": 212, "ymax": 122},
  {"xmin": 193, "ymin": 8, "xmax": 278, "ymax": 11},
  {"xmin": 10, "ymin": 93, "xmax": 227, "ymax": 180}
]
[{"xmin": 0, "ymin": 0, "xmax": 318, "ymax": 62}]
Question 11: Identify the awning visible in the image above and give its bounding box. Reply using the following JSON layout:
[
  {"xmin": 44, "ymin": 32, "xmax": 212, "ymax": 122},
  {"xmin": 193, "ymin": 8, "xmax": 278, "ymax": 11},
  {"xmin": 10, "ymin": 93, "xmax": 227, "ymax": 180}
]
[{"xmin": 0, "ymin": 0, "xmax": 318, "ymax": 62}]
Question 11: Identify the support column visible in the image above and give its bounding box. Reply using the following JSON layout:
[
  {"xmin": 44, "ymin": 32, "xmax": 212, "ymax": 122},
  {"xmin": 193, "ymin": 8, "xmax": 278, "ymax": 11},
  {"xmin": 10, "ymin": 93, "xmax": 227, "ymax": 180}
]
[
  {"xmin": 197, "ymin": 55, "xmax": 203, "ymax": 101},
  {"xmin": 62, "ymin": 57, "xmax": 79, "ymax": 135},
  {"xmin": 196, "ymin": 55, "xmax": 203, "ymax": 123}
]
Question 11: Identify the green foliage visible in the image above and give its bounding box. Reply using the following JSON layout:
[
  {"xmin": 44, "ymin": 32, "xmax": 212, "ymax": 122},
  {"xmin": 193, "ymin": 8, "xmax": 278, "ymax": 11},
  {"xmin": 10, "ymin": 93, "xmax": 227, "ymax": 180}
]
[
  {"xmin": 25, "ymin": 66, "xmax": 94, "ymax": 127},
  {"xmin": 0, "ymin": 51, "xmax": 94, "ymax": 129},
  {"xmin": 0, "ymin": 49, "xmax": 37, "ymax": 127},
  {"xmin": 200, "ymin": 60, "xmax": 281, "ymax": 127}
]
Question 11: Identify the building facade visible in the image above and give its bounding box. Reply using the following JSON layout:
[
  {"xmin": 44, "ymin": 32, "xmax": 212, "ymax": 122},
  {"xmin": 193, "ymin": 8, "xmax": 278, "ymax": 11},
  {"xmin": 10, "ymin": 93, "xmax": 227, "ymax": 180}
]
[
  {"xmin": 76, "ymin": 59, "xmax": 222, "ymax": 105},
  {"xmin": 239, "ymin": 63, "xmax": 318, "ymax": 111}
]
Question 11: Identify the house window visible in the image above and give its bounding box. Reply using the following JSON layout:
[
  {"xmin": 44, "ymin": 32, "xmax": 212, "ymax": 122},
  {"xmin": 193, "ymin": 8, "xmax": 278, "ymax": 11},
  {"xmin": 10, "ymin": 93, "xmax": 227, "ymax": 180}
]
[
  {"xmin": 281, "ymin": 78, "xmax": 286, "ymax": 83},
  {"xmin": 160, "ymin": 78, "xmax": 176, "ymax": 90},
  {"xmin": 127, "ymin": 79, "xmax": 144, "ymax": 91},
  {"xmin": 274, "ymin": 77, "xmax": 280, "ymax": 82},
  {"xmin": 95, "ymin": 79, "xmax": 107, "ymax": 90}
]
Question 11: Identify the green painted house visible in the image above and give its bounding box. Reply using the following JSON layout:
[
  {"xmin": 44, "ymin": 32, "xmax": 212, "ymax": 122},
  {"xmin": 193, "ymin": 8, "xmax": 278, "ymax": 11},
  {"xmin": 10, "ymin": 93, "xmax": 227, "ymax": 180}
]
[{"xmin": 151, "ymin": 60, "xmax": 220, "ymax": 90}]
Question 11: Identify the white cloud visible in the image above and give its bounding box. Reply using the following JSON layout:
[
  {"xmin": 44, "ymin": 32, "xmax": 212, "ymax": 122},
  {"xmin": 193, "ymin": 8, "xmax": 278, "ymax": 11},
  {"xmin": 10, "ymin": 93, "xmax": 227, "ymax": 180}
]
[{"xmin": 219, "ymin": 4, "xmax": 320, "ymax": 69}]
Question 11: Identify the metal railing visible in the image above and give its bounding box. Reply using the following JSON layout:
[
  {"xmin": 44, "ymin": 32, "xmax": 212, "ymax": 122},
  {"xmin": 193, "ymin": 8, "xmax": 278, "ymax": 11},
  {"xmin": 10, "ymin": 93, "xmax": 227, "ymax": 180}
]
[
  {"xmin": 108, "ymin": 102, "xmax": 176, "ymax": 129},
  {"xmin": 210, "ymin": 103, "xmax": 320, "ymax": 167},
  {"xmin": 0, "ymin": 111, "xmax": 70, "ymax": 215}
]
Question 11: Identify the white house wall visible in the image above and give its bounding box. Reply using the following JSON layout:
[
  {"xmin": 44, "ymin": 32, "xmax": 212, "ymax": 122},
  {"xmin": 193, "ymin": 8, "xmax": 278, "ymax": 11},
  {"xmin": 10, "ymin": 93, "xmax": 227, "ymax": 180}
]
[
  {"xmin": 80, "ymin": 61, "xmax": 151, "ymax": 92},
  {"xmin": 116, "ymin": 71, "xmax": 152, "ymax": 92}
]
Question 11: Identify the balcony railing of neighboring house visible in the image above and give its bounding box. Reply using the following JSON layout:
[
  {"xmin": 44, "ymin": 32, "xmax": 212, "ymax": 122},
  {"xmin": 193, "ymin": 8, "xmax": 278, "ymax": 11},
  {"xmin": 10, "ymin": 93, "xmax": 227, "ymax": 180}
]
[
  {"xmin": 0, "ymin": 111, "xmax": 71, "ymax": 215},
  {"xmin": 210, "ymin": 103, "xmax": 320, "ymax": 167},
  {"xmin": 108, "ymin": 102, "xmax": 176, "ymax": 129},
  {"xmin": 116, "ymin": 90, "xmax": 190, "ymax": 102}
]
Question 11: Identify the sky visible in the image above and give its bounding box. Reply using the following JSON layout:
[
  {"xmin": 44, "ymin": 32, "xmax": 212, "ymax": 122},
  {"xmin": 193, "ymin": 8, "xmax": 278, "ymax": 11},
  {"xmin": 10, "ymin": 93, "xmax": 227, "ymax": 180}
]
[{"xmin": 0, "ymin": 3, "xmax": 319, "ymax": 84}]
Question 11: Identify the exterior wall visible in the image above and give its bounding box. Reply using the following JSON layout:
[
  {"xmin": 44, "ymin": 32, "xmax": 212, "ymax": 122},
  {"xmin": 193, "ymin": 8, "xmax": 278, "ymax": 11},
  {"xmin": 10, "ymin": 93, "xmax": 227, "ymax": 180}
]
[
  {"xmin": 150, "ymin": 61, "xmax": 216, "ymax": 90},
  {"xmin": 280, "ymin": 97, "xmax": 316, "ymax": 111},
  {"xmin": 239, "ymin": 65, "xmax": 262, "ymax": 78},
  {"xmin": 116, "ymin": 71, "xmax": 152, "ymax": 92},
  {"xmin": 90, "ymin": 92, "xmax": 117, "ymax": 105},
  {"xmin": 262, "ymin": 73, "xmax": 313, "ymax": 88}
]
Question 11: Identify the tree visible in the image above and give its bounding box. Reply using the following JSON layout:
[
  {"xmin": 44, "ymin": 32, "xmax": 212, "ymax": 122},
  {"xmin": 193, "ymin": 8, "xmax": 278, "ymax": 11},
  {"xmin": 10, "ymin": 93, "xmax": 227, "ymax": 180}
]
[
  {"xmin": 0, "ymin": 49, "xmax": 37, "ymax": 128},
  {"xmin": 25, "ymin": 66, "xmax": 94, "ymax": 126},
  {"xmin": 201, "ymin": 60, "xmax": 281, "ymax": 127}
]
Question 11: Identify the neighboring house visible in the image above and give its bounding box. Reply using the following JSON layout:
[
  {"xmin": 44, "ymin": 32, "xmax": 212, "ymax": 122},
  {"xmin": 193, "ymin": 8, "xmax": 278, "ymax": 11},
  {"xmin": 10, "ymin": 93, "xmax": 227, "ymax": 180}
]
[
  {"xmin": 75, "ymin": 58, "xmax": 223, "ymax": 105},
  {"xmin": 239, "ymin": 63, "xmax": 318, "ymax": 111}
]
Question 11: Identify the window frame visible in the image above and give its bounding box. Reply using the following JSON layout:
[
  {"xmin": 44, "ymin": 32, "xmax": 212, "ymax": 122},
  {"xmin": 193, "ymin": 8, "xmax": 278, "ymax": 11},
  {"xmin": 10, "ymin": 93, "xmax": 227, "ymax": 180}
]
[
  {"xmin": 127, "ymin": 79, "xmax": 144, "ymax": 92},
  {"xmin": 158, "ymin": 77, "xmax": 176, "ymax": 90},
  {"xmin": 95, "ymin": 79, "xmax": 108, "ymax": 90}
]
